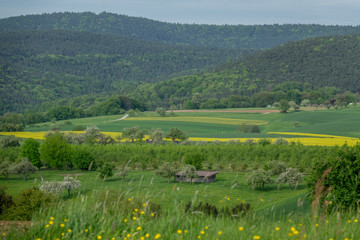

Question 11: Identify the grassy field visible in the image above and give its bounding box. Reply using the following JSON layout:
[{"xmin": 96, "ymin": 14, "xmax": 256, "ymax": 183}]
[
  {"xmin": 0, "ymin": 170, "xmax": 307, "ymax": 213},
  {"xmin": 3, "ymin": 170, "xmax": 360, "ymax": 240},
  {"xmin": 22, "ymin": 106, "xmax": 360, "ymax": 138}
]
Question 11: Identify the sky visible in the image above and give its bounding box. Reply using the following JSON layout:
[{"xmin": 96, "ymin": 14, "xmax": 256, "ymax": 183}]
[{"xmin": 1, "ymin": 0, "xmax": 360, "ymax": 25}]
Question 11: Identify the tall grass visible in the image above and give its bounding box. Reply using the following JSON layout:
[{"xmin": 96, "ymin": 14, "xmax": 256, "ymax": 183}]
[{"xmin": 4, "ymin": 189, "xmax": 360, "ymax": 240}]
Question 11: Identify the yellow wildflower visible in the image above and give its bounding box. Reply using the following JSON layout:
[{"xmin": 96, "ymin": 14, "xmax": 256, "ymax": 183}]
[
  {"xmin": 97, "ymin": 236, "xmax": 102, "ymax": 240},
  {"xmin": 253, "ymin": 236, "xmax": 261, "ymax": 240},
  {"xmin": 68, "ymin": 229, "xmax": 72, "ymax": 233},
  {"xmin": 200, "ymin": 230, "xmax": 205, "ymax": 235},
  {"xmin": 275, "ymin": 227, "xmax": 280, "ymax": 231},
  {"xmin": 155, "ymin": 233, "xmax": 161, "ymax": 239},
  {"xmin": 177, "ymin": 230, "xmax": 182, "ymax": 234},
  {"xmin": 238, "ymin": 227, "xmax": 244, "ymax": 231},
  {"xmin": 218, "ymin": 231, "xmax": 222, "ymax": 235},
  {"xmin": 85, "ymin": 229, "xmax": 88, "ymax": 232},
  {"xmin": 145, "ymin": 233, "xmax": 150, "ymax": 238},
  {"xmin": 137, "ymin": 226, "xmax": 142, "ymax": 231},
  {"xmin": 60, "ymin": 223, "xmax": 65, "ymax": 228}
]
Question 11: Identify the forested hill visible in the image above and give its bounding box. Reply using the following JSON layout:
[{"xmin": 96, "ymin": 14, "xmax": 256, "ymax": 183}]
[
  {"xmin": 1, "ymin": 12, "xmax": 360, "ymax": 49},
  {"xmin": 129, "ymin": 34, "xmax": 360, "ymax": 109},
  {"xmin": 0, "ymin": 30, "xmax": 248, "ymax": 114}
]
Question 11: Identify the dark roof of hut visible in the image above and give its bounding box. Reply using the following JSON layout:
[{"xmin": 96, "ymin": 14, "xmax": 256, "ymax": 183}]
[{"xmin": 175, "ymin": 171, "xmax": 219, "ymax": 177}]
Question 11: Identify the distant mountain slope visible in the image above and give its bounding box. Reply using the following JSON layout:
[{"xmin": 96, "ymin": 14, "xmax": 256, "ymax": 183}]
[
  {"xmin": 1, "ymin": 12, "xmax": 360, "ymax": 49},
  {"xmin": 0, "ymin": 30, "xmax": 248, "ymax": 114},
  {"xmin": 129, "ymin": 34, "xmax": 360, "ymax": 109}
]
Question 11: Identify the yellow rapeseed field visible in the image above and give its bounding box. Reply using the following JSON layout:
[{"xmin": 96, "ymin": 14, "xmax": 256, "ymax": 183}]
[
  {"xmin": 123, "ymin": 117, "xmax": 267, "ymax": 125},
  {"xmin": 1, "ymin": 131, "xmax": 358, "ymax": 146}
]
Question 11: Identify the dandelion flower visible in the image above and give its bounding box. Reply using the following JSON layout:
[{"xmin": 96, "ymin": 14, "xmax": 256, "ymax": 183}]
[
  {"xmin": 253, "ymin": 236, "xmax": 261, "ymax": 240},
  {"xmin": 355, "ymin": 219, "xmax": 358, "ymax": 223},
  {"xmin": 141, "ymin": 211, "xmax": 145, "ymax": 215},
  {"xmin": 155, "ymin": 233, "xmax": 161, "ymax": 239},
  {"xmin": 64, "ymin": 219, "xmax": 68, "ymax": 222},
  {"xmin": 205, "ymin": 226, "xmax": 208, "ymax": 230},
  {"xmin": 50, "ymin": 217, "xmax": 54, "ymax": 220},
  {"xmin": 133, "ymin": 216, "xmax": 137, "ymax": 220},
  {"xmin": 145, "ymin": 233, "xmax": 150, "ymax": 238},
  {"xmin": 60, "ymin": 224, "xmax": 65, "ymax": 228},
  {"xmin": 197, "ymin": 236, "xmax": 201, "ymax": 239},
  {"xmin": 126, "ymin": 234, "xmax": 131, "ymax": 238},
  {"xmin": 97, "ymin": 236, "xmax": 102, "ymax": 240},
  {"xmin": 124, "ymin": 218, "xmax": 128, "ymax": 222},
  {"xmin": 68, "ymin": 229, "xmax": 72, "ymax": 233},
  {"xmin": 140, "ymin": 237, "xmax": 145, "ymax": 240},
  {"xmin": 200, "ymin": 230, "xmax": 205, "ymax": 235},
  {"xmin": 128, "ymin": 198, "xmax": 132, "ymax": 202},
  {"xmin": 61, "ymin": 233, "xmax": 65, "ymax": 236},
  {"xmin": 218, "ymin": 231, "xmax": 222, "ymax": 235},
  {"xmin": 275, "ymin": 227, "xmax": 280, "ymax": 231},
  {"xmin": 45, "ymin": 224, "xmax": 49, "ymax": 228},
  {"xmin": 135, "ymin": 208, "xmax": 139, "ymax": 212},
  {"xmin": 238, "ymin": 227, "xmax": 244, "ymax": 231},
  {"xmin": 49, "ymin": 221, "xmax": 53, "ymax": 225},
  {"xmin": 137, "ymin": 226, "xmax": 142, "ymax": 231},
  {"xmin": 85, "ymin": 229, "xmax": 89, "ymax": 232},
  {"xmin": 177, "ymin": 230, "xmax": 182, "ymax": 234}
]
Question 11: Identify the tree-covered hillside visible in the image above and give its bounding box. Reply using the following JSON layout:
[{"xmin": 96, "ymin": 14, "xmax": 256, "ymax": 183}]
[
  {"xmin": 129, "ymin": 35, "xmax": 360, "ymax": 109},
  {"xmin": 1, "ymin": 12, "xmax": 360, "ymax": 49},
  {"xmin": 0, "ymin": 30, "xmax": 248, "ymax": 114}
]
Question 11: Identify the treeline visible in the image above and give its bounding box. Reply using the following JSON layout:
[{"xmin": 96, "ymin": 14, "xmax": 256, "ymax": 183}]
[
  {"xmin": 1, "ymin": 12, "xmax": 360, "ymax": 49},
  {"xmin": 0, "ymin": 132, "xmax": 333, "ymax": 174},
  {"xmin": 0, "ymin": 95, "xmax": 144, "ymax": 129},
  {"xmin": 130, "ymin": 35, "xmax": 360, "ymax": 109},
  {"xmin": 0, "ymin": 30, "xmax": 247, "ymax": 114}
]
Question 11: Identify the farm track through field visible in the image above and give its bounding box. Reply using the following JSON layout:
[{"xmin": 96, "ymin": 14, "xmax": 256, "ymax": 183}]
[{"xmin": 171, "ymin": 110, "xmax": 280, "ymax": 113}]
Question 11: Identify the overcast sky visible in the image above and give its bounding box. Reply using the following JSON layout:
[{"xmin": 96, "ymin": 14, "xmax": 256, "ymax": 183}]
[{"xmin": 1, "ymin": 0, "xmax": 359, "ymax": 25}]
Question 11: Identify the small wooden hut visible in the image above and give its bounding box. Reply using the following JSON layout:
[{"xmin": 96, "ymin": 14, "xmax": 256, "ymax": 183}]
[{"xmin": 175, "ymin": 171, "xmax": 219, "ymax": 183}]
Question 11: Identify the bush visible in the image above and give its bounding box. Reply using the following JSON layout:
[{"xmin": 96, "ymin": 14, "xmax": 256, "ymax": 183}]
[
  {"xmin": 307, "ymin": 144, "xmax": 360, "ymax": 211},
  {"xmin": 0, "ymin": 135, "xmax": 20, "ymax": 148},
  {"xmin": 273, "ymin": 138, "xmax": 289, "ymax": 145},
  {"xmin": 21, "ymin": 138, "xmax": 42, "ymax": 169},
  {"xmin": 184, "ymin": 152, "xmax": 206, "ymax": 170},
  {"xmin": 72, "ymin": 147, "xmax": 95, "ymax": 170},
  {"xmin": 72, "ymin": 125, "xmax": 86, "ymax": 131},
  {"xmin": 185, "ymin": 201, "xmax": 251, "ymax": 218},
  {"xmin": 0, "ymin": 186, "xmax": 13, "ymax": 218},
  {"xmin": 237, "ymin": 124, "xmax": 260, "ymax": 133},
  {"xmin": 3, "ymin": 188, "xmax": 55, "ymax": 220}
]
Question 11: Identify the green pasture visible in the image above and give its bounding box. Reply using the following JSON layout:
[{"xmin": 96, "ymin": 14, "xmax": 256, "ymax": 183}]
[
  {"xmin": 0, "ymin": 170, "xmax": 307, "ymax": 215},
  {"xmin": 25, "ymin": 106, "xmax": 360, "ymax": 138}
]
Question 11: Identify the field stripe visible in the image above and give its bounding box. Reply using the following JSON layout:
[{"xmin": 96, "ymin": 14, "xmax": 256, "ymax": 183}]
[{"xmin": 123, "ymin": 117, "xmax": 267, "ymax": 125}]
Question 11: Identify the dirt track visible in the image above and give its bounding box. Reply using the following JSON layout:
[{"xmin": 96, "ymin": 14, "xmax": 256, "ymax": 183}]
[{"xmin": 171, "ymin": 109, "xmax": 280, "ymax": 113}]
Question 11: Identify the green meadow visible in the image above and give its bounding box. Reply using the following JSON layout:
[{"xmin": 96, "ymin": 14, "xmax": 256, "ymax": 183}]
[{"xmin": 26, "ymin": 106, "xmax": 360, "ymax": 138}]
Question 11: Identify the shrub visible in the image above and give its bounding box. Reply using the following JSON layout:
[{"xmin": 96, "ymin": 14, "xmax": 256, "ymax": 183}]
[
  {"xmin": 273, "ymin": 138, "xmax": 289, "ymax": 145},
  {"xmin": 40, "ymin": 132, "xmax": 72, "ymax": 169},
  {"xmin": 3, "ymin": 188, "xmax": 55, "ymax": 220},
  {"xmin": 307, "ymin": 144, "xmax": 360, "ymax": 211},
  {"xmin": 0, "ymin": 135, "xmax": 20, "ymax": 148},
  {"xmin": 0, "ymin": 186, "xmax": 13, "ymax": 218},
  {"xmin": 21, "ymin": 138, "xmax": 42, "ymax": 169},
  {"xmin": 72, "ymin": 125, "xmax": 86, "ymax": 131},
  {"xmin": 97, "ymin": 162, "xmax": 114, "ymax": 181},
  {"xmin": 72, "ymin": 147, "xmax": 95, "ymax": 170},
  {"xmin": 184, "ymin": 152, "xmax": 206, "ymax": 170}
]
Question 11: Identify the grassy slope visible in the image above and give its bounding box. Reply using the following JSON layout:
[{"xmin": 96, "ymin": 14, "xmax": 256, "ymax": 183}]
[{"xmin": 25, "ymin": 106, "xmax": 360, "ymax": 138}]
